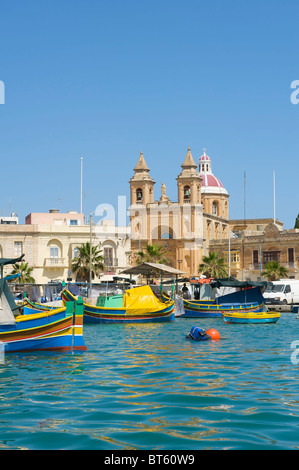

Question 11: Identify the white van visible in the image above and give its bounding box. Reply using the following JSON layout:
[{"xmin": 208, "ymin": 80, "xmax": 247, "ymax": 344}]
[{"xmin": 264, "ymin": 280, "xmax": 299, "ymax": 305}]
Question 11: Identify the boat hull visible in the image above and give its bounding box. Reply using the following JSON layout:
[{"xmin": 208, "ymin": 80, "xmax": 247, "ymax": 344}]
[
  {"xmin": 0, "ymin": 302, "xmax": 87, "ymax": 353},
  {"xmin": 223, "ymin": 311, "xmax": 280, "ymax": 324},
  {"xmin": 182, "ymin": 300, "xmax": 264, "ymax": 318},
  {"xmin": 62, "ymin": 289, "xmax": 175, "ymax": 323}
]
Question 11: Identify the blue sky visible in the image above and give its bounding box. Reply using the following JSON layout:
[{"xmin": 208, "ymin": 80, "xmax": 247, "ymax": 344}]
[{"xmin": 0, "ymin": 0, "xmax": 298, "ymax": 228}]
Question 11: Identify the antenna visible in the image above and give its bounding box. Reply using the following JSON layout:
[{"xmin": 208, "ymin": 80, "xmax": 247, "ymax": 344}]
[
  {"xmin": 244, "ymin": 171, "xmax": 246, "ymax": 227},
  {"xmin": 81, "ymin": 157, "xmax": 83, "ymax": 214},
  {"xmin": 273, "ymin": 170, "xmax": 276, "ymax": 225}
]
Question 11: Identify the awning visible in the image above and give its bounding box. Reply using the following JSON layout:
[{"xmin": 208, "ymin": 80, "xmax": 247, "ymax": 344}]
[{"xmin": 120, "ymin": 262, "xmax": 185, "ymax": 277}]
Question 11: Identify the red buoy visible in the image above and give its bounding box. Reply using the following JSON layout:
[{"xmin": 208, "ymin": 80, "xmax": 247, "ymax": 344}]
[{"xmin": 206, "ymin": 328, "xmax": 221, "ymax": 341}]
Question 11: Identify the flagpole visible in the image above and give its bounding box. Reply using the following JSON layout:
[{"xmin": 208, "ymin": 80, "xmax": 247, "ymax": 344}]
[{"xmin": 229, "ymin": 231, "xmax": 231, "ymax": 277}]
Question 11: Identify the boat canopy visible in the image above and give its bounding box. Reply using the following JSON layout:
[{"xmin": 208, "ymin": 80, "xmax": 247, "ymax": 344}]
[
  {"xmin": 210, "ymin": 277, "xmax": 268, "ymax": 289},
  {"xmin": 123, "ymin": 285, "xmax": 171, "ymax": 314},
  {"xmin": 121, "ymin": 262, "xmax": 185, "ymax": 277}
]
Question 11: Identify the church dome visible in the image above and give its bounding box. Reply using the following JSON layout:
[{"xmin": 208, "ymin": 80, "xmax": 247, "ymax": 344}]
[{"xmin": 198, "ymin": 149, "xmax": 228, "ymax": 195}]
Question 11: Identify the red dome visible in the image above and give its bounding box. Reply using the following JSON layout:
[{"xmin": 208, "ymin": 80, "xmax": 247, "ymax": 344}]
[{"xmin": 201, "ymin": 174, "xmax": 224, "ymax": 188}]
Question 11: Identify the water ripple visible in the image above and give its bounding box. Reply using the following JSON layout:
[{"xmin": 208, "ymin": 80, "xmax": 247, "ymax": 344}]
[{"xmin": 0, "ymin": 314, "xmax": 298, "ymax": 449}]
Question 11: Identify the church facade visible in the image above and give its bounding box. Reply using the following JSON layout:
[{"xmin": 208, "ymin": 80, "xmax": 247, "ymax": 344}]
[{"xmin": 128, "ymin": 147, "xmax": 230, "ymax": 276}]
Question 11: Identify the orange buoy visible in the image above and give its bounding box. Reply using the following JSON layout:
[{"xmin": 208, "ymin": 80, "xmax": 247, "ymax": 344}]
[{"xmin": 206, "ymin": 328, "xmax": 221, "ymax": 341}]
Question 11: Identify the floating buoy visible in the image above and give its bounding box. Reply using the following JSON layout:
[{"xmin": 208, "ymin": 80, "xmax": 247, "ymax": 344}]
[
  {"xmin": 206, "ymin": 328, "xmax": 221, "ymax": 341},
  {"xmin": 186, "ymin": 326, "xmax": 211, "ymax": 341}
]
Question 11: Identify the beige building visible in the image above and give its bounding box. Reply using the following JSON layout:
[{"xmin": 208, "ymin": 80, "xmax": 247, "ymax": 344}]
[
  {"xmin": 0, "ymin": 210, "xmax": 131, "ymax": 283},
  {"xmin": 209, "ymin": 219, "xmax": 299, "ymax": 280},
  {"xmin": 129, "ymin": 147, "xmax": 230, "ymax": 276}
]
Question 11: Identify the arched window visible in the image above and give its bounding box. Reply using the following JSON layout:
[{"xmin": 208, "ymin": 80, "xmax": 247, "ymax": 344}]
[
  {"xmin": 212, "ymin": 202, "xmax": 218, "ymax": 216},
  {"xmin": 161, "ymin": 232, "xmax": 172, "ymax": 239},
  {"xmin": 136, "ymin": 188, "xmax": 143, "ymax": 202},
  {"xmin": 184, "ymin": 185, "xmax": 191, "ymax": 200}
]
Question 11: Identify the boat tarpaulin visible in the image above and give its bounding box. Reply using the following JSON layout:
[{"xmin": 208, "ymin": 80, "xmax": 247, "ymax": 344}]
[
  {"xmin": 210, "ymin": 277, "xmax": 268, "ymax": 289},
  {"xmin": 123, "ymin": 285, "xmax": 171, "ymax": 314}
]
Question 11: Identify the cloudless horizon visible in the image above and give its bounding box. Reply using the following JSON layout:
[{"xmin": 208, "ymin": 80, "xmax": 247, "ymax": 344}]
[{"xmin": 1, "ymin": 0, "xmax": 299, "ymax": 229}]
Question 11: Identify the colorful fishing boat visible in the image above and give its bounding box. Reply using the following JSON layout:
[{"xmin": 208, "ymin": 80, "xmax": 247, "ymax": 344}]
[
  {"xmin": 182, "ymin": 299, "xmax": 264, "ymax": 318},
  {"xmin": 222, "ymin": 310, "xmax": 280, "ymax": 324},
  {"xmin": 161, "ymin": 277, "xmax": 268, "ymax": 318},
  {"xmin": 0, "ymin": 256, "xmax": 87, "ymax": 352},
  {"xmin": 62, "ymin": 285, "xmax": 175, "ymax": 323}
]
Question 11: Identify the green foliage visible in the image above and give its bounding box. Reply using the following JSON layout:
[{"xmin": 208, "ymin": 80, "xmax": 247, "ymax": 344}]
[
  {"xmin": 136, "ymin": 242, "xmax": 169, "ymax": 265},
  {"xmin": 10, "ymin": 262, "xmax": 35, "ymax": 284},
  {"xmin": 295, "ymin": 214, "xmax": 299, "ymax": 229},
  {"xmin": 71, "ymin": 242, "xmax": 105, "ymax": 282},
  {"xmin": 262, "ymin": 261, "xmax": 288, "ymax": 281},
  {"xmin": 198, "ymin": 252, "xmax": 228, "ymax": 278}
]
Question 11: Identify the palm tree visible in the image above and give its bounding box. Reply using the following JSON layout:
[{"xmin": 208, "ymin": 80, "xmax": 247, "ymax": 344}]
[
  {"xmin": 198, "ymin": 252, "xmax": 228, "ymax": 278},
  {"xmin": 136, "ymin": 242, "xmax": 169, "ymax": 265},
  {"xmin": 71, "ymin": 242, "xmax": 105, "ymax": 282},
  {"xmin": 262, "ymin": 261, "xmax": 288, "ymax": 281},
  {"xmin": 10, "ymin": 262, "xmax": 35, "ymax": 283}
]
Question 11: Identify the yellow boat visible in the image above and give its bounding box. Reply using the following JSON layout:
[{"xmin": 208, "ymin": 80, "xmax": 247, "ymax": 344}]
[{"xmin": 223, "ymin": 310, "xmax": 280, "ymax": 324}]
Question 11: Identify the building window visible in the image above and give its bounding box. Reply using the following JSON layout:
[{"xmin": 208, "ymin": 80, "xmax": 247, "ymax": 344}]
[
  {"xmin": 50, "ymin": 246, "xmax": 59, "ymax": 258},
  {"xmin": 263, "ymin": 251, "xmax": 280, "ymax": 263},
  {"xmin": 14, "ymin": 241, "xmax": 22, "ymax": 256},
  {"xmin": 136, "ymin": 188, "xmax": 143, "ymax": 202},
  {"xmin": 253, "ymin": 250, "xmax": 259, "ymax": 268},
  {"xmin": 212, "ymin": 202, "xmax": 218, "ymax": 216},
  {"xmin": 104, "ymin": 247, "xmax": 113, "ymax": 266},
  {"xmin": 69, "ymin": 219, "xmax": 79, "ymax": 226},
  {"xmin": 288, "ymin": 248, "xmax": 294, "ymax": 263},
  {"xmin": 73, "ymin": 247, "xmax": 79, "ymax": 259}
]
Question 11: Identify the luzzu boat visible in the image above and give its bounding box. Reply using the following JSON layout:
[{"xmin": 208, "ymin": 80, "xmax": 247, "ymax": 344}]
[
  {"xmin": 182, "ymin": 299, "xmax": 264, "ymax": 318},
  {"xmin": 222, "ymin": 310, "xmax": 280, "ymax": 324},
  {"xmin": 162, "ymin": 277, "xmax": 268, "ymax": 318},
  {"xmin": 62, "ymin": 285, "xmax": 175, "ymax": 323},
  {"xmin": 0, "ymin": 256, "xmax": 87, "ymax": 352}
]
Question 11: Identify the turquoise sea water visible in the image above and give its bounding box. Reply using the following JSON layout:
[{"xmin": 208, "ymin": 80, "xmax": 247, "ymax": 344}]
[{"xmin": 1, "ymin": 313, "xmax": 299, "ymax": 450}]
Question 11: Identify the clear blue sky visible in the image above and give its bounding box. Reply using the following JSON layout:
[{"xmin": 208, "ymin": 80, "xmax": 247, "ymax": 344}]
[{"xmin": 0, "ymin": 0, "xmax": 298, "ymax": 228}]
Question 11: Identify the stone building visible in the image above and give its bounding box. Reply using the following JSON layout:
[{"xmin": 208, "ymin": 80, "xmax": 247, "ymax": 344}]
[
  {"xmin": 0, "ymin": 210, "xmax": 131, "ymax": 283},
  {"xmin": 129, "ymin": 147, "xmax": 230, "ymax": 276},
  {"xmin": 209, "ymin": 219, "xmax": 299, "ymax": 280}
]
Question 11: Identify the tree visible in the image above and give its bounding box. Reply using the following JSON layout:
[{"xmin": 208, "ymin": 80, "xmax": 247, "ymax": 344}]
[
  {"xmin": 71, "ymin": 242, "xmax": 105, "ymax": 282},
  {"xmin": 295, "ymin": 214, "xmax": 299, "ymax": 229},
  {"xmin": 136, "ymin": 242, "xmax": 169, "ymax": 265},
  {"xmin": 198, "ymin": 252, "xmax": 228, "ymax": 278},
  {"xmin": 262, "ymin": 261, "xmax": 288, "ymax": 281},
  {"xmin": 10, "ymin": 261, "xmax": 35, "ymax": 284}
]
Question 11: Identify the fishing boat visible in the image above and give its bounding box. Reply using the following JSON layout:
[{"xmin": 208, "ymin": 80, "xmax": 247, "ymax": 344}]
[
  {"xmin": 0, "ymin": 255, "xmax": 87, "ymax": 352},
  {"xmin": 162, "ymin": 277, "xmax": 268, "ymax": 318},
  {"xmin": 61, "ymin": 284, "xmax": 175, "ymax": 323},
  {"xmin": 182, "ymin": 299, "xmax": 264, "ymax": 318},
  {"xmin": 222, "ymin": 310, "xmax": 280, "ymax": 324}
]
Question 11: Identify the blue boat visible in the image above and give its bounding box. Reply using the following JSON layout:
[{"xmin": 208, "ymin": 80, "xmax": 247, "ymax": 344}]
[
  {"xmin": 162, "ymin": 277, "xmax": 268, "ymax": 318},
  {"xmin": 0, "ymin": 255, "xmax": 87, "ymax": 352}
]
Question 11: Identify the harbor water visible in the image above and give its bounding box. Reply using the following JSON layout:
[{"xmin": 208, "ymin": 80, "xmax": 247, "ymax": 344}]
[{"xmin": 0, "ymin": 312, "xmax": 299, "ymax": 450}]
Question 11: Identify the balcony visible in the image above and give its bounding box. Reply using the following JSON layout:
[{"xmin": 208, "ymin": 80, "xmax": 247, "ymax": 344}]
[{"xmin": 44, "ymin": 258, "xmax": 65, "ymax": 268}]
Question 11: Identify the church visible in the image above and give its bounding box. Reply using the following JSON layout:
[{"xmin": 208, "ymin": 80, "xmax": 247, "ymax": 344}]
[{"xmin": 128, "ymin": 147, "xmax": 230, "ymax": 276}]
